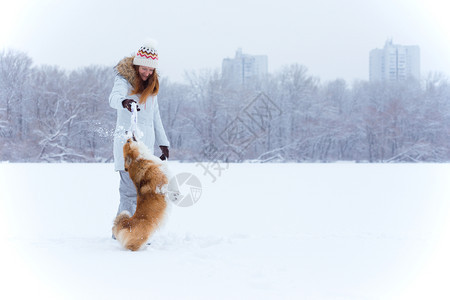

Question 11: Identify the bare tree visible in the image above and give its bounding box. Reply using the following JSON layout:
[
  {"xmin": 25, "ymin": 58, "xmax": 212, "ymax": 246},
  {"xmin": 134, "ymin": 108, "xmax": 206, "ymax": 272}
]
[{"xmin": 1, "ymin": 48, "xmax": 449, "ymax": 163}]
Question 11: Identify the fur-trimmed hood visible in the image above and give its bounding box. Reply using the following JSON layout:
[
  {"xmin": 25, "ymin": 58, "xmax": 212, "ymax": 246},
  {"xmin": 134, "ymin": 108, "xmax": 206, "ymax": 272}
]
[{"xmin": 114, "ymin": 56, "xmax": 136, "ymax": 86}]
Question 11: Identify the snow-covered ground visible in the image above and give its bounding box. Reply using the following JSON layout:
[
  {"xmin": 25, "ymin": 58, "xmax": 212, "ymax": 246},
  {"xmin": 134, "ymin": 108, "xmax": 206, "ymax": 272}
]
[{"xmin": 1, "ymin": 162, "xmax": 449, "ymax": 300}]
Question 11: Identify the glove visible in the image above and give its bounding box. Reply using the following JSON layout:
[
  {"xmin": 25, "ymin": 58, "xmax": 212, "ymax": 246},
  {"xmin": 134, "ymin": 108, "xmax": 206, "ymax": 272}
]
[
  {"xmin": 159, "ymin": 145, "xmax": 169, "ymax": 161},
  {"xmin": 122, "ymin": 99, "xmax": 140, "ymax": 112}
]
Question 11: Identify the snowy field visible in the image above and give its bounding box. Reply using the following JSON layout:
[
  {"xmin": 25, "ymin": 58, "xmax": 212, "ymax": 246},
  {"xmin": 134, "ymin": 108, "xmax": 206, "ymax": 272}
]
[{"xmin": 1, "ymin": 162, "xmax": 449, "ymax": 300}]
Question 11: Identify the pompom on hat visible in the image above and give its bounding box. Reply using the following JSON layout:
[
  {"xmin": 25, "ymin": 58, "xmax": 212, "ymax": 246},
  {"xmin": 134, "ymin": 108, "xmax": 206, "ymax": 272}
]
[{"xmin": 133, "ymin": 39, "xmax": 159, "ymax": 68}]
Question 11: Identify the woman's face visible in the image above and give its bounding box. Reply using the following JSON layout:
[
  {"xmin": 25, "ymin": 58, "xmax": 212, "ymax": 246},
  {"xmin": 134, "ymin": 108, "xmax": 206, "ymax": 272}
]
[{"xmin": 138, "ymin": 66, "xmax": 154, "ymax": 81}]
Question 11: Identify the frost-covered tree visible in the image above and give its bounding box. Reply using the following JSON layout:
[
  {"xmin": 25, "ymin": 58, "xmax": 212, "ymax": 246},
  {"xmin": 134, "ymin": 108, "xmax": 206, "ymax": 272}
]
[
  {"xmin": 67, "ymin": 66, "xmax": 115, "ymax": 162},
  {"xmin": 0, "ymin": 49, "xmax": 33, "ymax": 160},
  {"xmin": 1, "ymin": 48, "xmax": 449, "ymax": 163},
  {"xmin": 157, "ymin": 78, "xmax": 193, "ymax": 157}
]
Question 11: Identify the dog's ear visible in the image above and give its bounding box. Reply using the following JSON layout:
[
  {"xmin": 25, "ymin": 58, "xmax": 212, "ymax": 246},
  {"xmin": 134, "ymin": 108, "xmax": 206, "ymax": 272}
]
[{"xmin": 125, "ymin": 155, "xmax": 132, "ymax": 171}]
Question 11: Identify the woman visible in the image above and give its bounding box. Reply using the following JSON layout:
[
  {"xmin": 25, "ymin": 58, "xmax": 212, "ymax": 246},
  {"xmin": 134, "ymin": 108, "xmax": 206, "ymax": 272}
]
[{"xmin": 109, "ymin": 40, "xmax": 170, "ymax": 218}]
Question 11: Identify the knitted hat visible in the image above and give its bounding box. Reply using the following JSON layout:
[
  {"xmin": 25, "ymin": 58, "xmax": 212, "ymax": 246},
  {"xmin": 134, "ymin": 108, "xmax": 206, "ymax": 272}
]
[{"xmin": 133, "ymin": 40, "xmax": 158, "ymax": 68}]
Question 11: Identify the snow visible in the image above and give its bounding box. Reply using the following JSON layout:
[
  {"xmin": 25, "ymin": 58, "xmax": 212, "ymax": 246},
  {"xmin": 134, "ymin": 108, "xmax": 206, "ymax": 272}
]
[{"xmin": 1, "ymin": 162, "xmax": 449, "ymax": 299}]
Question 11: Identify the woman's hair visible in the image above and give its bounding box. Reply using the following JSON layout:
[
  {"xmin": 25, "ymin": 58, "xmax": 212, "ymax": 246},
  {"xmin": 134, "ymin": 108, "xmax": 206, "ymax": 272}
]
[{"xmin": 131, "ymin": 65, "xmax": 159, "ymax": 104}]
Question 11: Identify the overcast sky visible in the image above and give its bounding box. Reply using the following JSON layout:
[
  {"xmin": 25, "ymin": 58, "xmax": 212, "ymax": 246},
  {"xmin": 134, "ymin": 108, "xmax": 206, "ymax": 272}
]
[{"xmin": 1, "ymin": 0, "xmax": 449, "ymax": 83}]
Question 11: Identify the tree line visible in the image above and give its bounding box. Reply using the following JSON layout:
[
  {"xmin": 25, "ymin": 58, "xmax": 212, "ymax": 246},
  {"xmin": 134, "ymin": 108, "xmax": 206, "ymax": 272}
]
[{"xmin": 1, "ymin": 49, "xmax": 449, "ymax": 163}]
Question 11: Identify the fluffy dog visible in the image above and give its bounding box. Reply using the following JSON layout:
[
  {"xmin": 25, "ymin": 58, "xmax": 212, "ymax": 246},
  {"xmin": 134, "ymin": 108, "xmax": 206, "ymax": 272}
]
[{"xmin": 112, "ymin": 138, "xmax": 168, "ymax": 251}]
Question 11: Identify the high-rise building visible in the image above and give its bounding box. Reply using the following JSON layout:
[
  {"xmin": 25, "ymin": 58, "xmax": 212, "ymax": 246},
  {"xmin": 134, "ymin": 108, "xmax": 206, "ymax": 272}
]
[
  {"xmin": 369, "ymin": 39, "xmax": 420, "ymax": 82},
  {"xmin": 222, "ymin": 48, "xmax": 268, "ymax": 85}
]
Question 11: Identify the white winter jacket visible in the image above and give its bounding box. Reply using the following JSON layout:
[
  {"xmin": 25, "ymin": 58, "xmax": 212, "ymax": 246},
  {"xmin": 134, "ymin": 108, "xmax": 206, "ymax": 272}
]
[{"xmin": 109, "ymin": 59, "xmax": 170, "ymax": 171}]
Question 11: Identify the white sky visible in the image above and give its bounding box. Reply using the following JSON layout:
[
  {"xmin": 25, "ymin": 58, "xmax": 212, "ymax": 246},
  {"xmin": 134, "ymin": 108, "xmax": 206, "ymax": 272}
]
[{"xmin": 1, "ymin": 0, "xmax": 449, "ymax": 83}]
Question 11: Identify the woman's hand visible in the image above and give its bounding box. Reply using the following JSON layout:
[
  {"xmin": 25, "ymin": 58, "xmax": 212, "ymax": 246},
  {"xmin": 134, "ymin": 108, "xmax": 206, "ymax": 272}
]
[{"xmin": 122, "ymin": 99, "xmax": 140, "ymax": 112}]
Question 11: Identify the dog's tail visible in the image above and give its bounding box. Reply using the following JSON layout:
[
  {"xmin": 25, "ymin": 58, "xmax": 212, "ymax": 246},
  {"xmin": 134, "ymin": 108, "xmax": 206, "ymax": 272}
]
[
  {"xmin": 112, "ymin": 197, "xmax": 167, "ymax": 251},
  {"xmin": 112, "ymin": 212, "xmax": 150, "ymax": 251}
]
